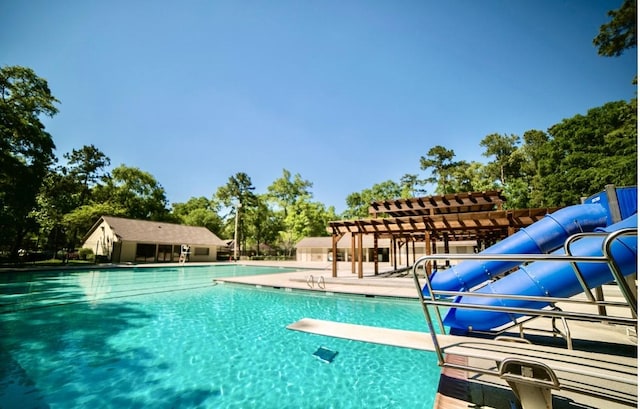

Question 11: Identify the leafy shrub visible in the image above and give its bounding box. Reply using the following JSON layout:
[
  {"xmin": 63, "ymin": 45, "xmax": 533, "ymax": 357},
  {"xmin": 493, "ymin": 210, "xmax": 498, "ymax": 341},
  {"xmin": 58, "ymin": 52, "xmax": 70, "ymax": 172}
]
[{"xmin": 78, "ymin": 248, "xmax": 94, "ymax": 261}]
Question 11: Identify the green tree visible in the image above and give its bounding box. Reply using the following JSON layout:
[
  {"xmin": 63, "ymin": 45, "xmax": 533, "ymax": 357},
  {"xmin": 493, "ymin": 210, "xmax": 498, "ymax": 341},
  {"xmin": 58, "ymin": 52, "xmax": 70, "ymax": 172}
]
[
  {"xmin": 479, "ymin": 133, "xmax": 533, "ymax": 207},
  {"xmin": 63, "ymin": 144, "xmax": 110, "ymax": 206},
  {"xmin": 216, "ymin": 172, "xmax": 257, "ymax": 208},
  {"xmin": 172, "ymin": 196, "xmax": 223, "ymax": 236},
  {"xmin": 399, "ymin": 174, "xmax": 426, "ymax": 197},
  {"xmin": 266, "ymin": 169, "xmax": 313, "ymax": 216},
  {"xmin": 593, "ymin": 0, "xmax": 637, "ymax": 57},
  {"xmin": 343, "ymin": 192, "xmax": 368, "ymax": 219},
  {"xmin": 93, "ymin": 165, "xmax": 170, "ymax": 221},
  {"xmin": 343, "ymin": 180, "xmax": 403, "ymax": 219},
  {"xmin": 480, "ymin": 133, "xmax": 523, "ymax": 186},
  {"xmin": 593, "ymin": 98, "xmax": 637, "ymax": 187},
  {"xmin": 32, "ymin": 146, "xmax": 111, "ymax": 253},
  {"xmin": 215, "ymin": 172, "xmax": 257, "ymax": 256},
  {"xmin": 265, "ymin": 169, "xmax": 315, "ymax": 253},
  {"xmin": 32, "ymin": 145, "xmax": 111, "ymax": 253},
  {"xmin": 264, "ymin": 169, "xmax": 336, "ymax": 256},
  {"xmin": 538, "ymin": 100, "xmax": 637, "ymax": 206},
  {"xmin": 448, "ymin": 161, "xmax": 497, "ymax": 194},
  {"xmin": 32, "ymin": 169, "xmax": 81, "ymax": 255},
  {"xmin": 502, "ymin": 178, "xmax": 532, "ymax": 209},
  {"xmin": 63, "ymin": 162, "xmax": 172, "ymax": 247},
  {"xmin": 63, "ymin": 202, "xmax": 127, "ymax": 245},
  {"xmin": 244, "ymin": 195, "xmax": 282, "ymax": 256},
  {"xmin": 279, "ymin": 199, "xmax": 333, "ymax": 256},
  {"xmin": 0, "ymin": 66, "xmax": 59, "ymax": 257},
  {"xmin": 521, "ymin": 129, "xmax": 550, "ymax": 207},
  {"xmin": 419, "ymin": 145, "xmax": 461, "ymax": 194}
]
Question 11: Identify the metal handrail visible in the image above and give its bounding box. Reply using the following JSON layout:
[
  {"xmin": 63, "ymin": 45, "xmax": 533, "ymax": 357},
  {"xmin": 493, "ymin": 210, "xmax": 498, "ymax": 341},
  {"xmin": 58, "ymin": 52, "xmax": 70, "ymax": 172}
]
[
  {"xmin": 412, "ymin": 228, "xmax": 637, "ymax": 364},
  {"xmin": 563, "ymin": 227, "xmax": 638, "ymax": 314},
  {"xmin": 602, "ymin": 228, "xmax": 638, "ymax": 316}
]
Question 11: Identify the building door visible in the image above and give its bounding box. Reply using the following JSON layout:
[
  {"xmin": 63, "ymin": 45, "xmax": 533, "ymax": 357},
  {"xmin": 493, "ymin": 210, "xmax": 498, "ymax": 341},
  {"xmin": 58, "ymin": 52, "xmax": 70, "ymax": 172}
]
[
  {"xmin": 157, "ymin": 244, "xmax": 172, "ymax": 262},
  {"xmin": 112, "ymin": 242, "xmax": 122, "ymax": 263}
]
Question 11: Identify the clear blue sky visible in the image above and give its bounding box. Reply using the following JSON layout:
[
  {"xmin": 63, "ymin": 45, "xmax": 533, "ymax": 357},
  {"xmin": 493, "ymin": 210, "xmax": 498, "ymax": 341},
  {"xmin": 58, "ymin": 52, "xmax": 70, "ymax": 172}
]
[{"xmin": 2, "ymin": 1, "xmax": 636, "ymax": 213}]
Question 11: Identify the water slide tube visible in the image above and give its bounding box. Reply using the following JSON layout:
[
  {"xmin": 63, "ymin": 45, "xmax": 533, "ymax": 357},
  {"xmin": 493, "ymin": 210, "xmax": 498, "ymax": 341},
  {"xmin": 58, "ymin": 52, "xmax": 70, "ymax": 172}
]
[
  {"xmin": 424, "ymin": 204, "xmax": 610, "ymax": 295},
  {"xmin": 442, "ymin": 214, "xmax": 637, "ymax": 331}
]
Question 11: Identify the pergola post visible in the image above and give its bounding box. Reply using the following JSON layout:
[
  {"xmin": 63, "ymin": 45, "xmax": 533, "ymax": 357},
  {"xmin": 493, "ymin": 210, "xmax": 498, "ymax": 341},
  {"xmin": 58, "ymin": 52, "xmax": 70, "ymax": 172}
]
[
  {"xmin": 392, "ymin": 237, "xmax": 397, "ymax": 271},
  {"xmin": 373, "ymin": 234, "xmax": 379, "ymax": 275},
  {"xmin": 331, "ymin": 233, "xmax": 339, "ymax": 277},
  {"xmin": 357, "ymin": 233, "xmax": 364, "ymax": 278},
  {"xmin": 443, "ymin": 232, "xmax": 450, "ymax": 267},
  {"xmin": 429, "ymin": 233, "xmax": 436, "ymax": 274},
  {"xmin": 351, "ymin": 234, "xmax": 356, "ymax": 274},
  {"xmin": 424, "ymin": 230, "xmax": 432, "ymax": 277},
  {"xmin": 405, "ymin": 237, "xmax": 410, "ymax": 268},
  {"xmin": 411, "ymin": 239, "xmax": 416, "ymax": 266}
]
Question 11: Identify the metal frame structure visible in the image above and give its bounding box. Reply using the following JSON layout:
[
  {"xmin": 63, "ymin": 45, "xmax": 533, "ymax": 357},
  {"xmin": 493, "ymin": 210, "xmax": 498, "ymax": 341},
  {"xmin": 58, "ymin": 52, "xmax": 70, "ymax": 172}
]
[{"xmin": 411, "ymin": 228, "xmax": 637, "ymax": 408}]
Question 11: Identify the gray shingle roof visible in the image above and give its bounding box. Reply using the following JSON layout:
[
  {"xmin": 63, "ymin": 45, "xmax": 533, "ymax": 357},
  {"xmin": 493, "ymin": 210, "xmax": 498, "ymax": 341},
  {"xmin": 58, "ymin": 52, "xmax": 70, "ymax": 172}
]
[{"xmin": 99, "ymin": 216, "xmax": 227, "ymax": 246}]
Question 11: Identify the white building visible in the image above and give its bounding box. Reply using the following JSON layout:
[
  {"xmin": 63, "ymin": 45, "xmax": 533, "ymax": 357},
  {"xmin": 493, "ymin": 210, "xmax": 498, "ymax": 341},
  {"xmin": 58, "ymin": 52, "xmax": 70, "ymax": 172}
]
[
  {"xmin": 81, "ymin": 216, "xmax": 228, "ymax": 263},
  {"xmin": 296, "ymin": 233, "xmax": 476, "ymax": 266}
]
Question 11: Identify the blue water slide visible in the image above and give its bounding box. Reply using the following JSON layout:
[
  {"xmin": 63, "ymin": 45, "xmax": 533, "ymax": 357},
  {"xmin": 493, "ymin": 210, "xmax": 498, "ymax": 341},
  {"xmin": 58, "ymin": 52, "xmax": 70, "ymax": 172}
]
[
  {"xmin": 424, "ymin": 203, "xmax": 609, "ymax": 295},
  {"xmin": 442, "ymin": 214, "xmax": 637, "ymax": 331}
]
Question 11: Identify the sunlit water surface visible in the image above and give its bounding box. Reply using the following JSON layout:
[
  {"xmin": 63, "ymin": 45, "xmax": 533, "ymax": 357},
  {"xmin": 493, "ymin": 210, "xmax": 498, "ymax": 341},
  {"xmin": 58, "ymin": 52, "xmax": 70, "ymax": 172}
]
[{"xmin": 0, "ymin": 265, "xmax": 440, "ymax": 408}]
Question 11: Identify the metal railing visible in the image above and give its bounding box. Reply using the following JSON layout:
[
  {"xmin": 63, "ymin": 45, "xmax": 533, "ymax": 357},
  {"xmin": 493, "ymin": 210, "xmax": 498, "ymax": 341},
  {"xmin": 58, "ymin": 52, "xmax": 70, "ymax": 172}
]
[{"xmin": 412, "ymin": 228, "xmax": 637, "ymax": 362}]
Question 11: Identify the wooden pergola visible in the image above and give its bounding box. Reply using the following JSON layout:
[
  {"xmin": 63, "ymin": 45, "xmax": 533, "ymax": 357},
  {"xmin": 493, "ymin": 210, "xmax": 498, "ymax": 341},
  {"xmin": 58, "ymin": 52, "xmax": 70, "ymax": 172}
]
[{"xmin": 327, "ymin": 191, "xmax": 560, "ymax": 278}]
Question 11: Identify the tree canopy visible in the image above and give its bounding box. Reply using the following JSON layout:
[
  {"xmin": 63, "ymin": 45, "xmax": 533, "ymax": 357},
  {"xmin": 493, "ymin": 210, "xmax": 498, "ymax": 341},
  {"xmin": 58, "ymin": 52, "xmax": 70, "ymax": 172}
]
[
  {"xmin": 214, "ymin": 172, "xmax": 257, "ymax": 255},
  {"xmin": 172, "ymin": 197, "xmax": 223, "ymax": 235},
  {"xmin": 343, "ymin": 180, "xmax": 405, "ymax": 219},
  {"xmin": 419, "ymin": 145, "xmax": 461, "ymax": 194},
  {"xmin": 593, "ymin": 0, "xmax": 637, "ymax": 57},
  {"xmin": 93, "ymin": 165, "xmax": 170, "ymax": 221},
  {"xmin": 261, "ymin": 169, "xmax": 337, "ymax": 256},
  {"xmin": 0, "ymin": 66, "xmax": 58, "ymax": 258},
  {"xmin": 538, "ymin": 100, "xmax": 637, "ymax": 205},
  {"xmin": 266, "ymin": 169, "xmax": 313, "ymax": 216}
]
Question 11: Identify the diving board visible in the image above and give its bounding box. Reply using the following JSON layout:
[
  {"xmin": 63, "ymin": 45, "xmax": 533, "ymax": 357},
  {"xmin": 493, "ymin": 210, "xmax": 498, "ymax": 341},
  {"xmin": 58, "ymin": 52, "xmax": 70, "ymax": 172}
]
[{"xmin": 286, "ymin": 318, "xmax": 437, "ymax": 351}]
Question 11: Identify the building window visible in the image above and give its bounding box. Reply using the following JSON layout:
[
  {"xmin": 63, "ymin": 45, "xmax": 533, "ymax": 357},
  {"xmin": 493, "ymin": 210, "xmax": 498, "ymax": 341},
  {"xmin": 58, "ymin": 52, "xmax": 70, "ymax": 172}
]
[
  {"xmin": 369, "ymin": 248, "xmax": 389, "ymax": 262},
  {"xmin": 135, "ymin": 243, "xmax": 156, "ymax": 262},
  {"xmin": 194, "ymin": 247, "xmax": 209, "ymax": 256}
]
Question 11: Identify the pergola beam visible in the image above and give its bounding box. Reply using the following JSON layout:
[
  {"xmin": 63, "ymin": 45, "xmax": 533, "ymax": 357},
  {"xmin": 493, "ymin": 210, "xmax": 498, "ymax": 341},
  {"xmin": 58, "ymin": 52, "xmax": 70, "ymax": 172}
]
[{"xmin": 329, "ymin": 190, "xmax": 560, "ymax": 279}]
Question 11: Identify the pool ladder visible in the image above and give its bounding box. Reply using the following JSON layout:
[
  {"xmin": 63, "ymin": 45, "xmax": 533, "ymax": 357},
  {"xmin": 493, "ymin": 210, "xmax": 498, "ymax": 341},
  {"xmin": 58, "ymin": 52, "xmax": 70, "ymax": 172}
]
[{"xmin": 306, "ymin": 275, "xmax": 326, "ymax": 289}]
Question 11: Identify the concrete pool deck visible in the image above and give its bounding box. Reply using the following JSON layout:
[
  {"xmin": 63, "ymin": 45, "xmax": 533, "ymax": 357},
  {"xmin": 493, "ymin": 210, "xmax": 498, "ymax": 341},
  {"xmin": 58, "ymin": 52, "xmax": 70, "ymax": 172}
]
[{"xmin": 216, "ymin": 260, "xmax": 418, "ymax": 298}]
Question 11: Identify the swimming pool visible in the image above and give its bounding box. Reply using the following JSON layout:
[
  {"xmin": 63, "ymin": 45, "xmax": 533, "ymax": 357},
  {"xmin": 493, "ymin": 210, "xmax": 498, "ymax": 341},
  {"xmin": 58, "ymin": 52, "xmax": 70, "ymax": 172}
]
[{"xmin": 0, "ymin": 265, "xmax": 440, "ymax": 408}]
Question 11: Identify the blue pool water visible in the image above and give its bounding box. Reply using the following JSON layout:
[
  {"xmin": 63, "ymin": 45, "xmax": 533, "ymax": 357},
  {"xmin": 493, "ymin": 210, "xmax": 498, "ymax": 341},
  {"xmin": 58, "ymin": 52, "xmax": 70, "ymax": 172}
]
[{"xmin": 0, "ymin": 265, "xmax": 440, "ymax": 408}]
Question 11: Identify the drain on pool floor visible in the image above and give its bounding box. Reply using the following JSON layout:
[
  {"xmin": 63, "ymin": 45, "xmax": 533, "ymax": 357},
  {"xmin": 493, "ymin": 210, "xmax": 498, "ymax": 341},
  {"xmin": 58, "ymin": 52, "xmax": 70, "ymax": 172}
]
[{"xmin": 313, "ymin": 347, "xmax": 338, "ymax": 363}]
